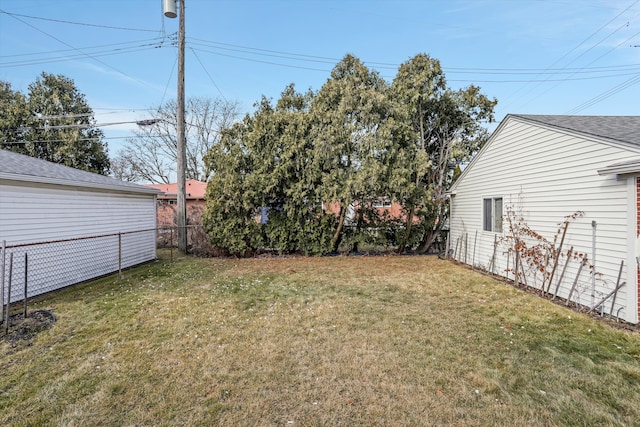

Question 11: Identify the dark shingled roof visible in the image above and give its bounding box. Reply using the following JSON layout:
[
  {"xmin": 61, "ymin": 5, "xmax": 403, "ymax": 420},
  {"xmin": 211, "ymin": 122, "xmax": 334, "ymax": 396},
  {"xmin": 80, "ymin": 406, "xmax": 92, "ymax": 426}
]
[
  {"xmin": 0, "ymin": 149, "xmax": 158, "ymax": 194},
  {"xmin": 511, "ymin": 115, "xmax": 640, "ymax": 147}
]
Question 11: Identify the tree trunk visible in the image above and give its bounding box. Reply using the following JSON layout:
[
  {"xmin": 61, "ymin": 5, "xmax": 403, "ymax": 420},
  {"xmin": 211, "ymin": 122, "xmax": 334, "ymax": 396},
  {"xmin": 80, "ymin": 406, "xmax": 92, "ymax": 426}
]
[
  {"xmin": 416, "ymin": 227, "xmax": 438, "ymax": 253},
  {"xmin": 352, "ymin": 205, "xmax": 366, "ymax": 253},
  {"xmin": 397, "ymin": 204, "xmax": 414, "ymax": 254},
  {"xmin": 331, "ymin": 201, "xmax": 348, "ymax": 253}
]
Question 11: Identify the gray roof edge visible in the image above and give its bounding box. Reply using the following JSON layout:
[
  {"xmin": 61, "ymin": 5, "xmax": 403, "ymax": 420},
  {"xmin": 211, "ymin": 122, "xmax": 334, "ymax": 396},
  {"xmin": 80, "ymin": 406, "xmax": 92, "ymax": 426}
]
[
  {"xmin": 0, "ymin": 149, "xmax": 160, "ymax": 195},
  {"xmin": 0, "ymin": 172, "xmax": 161, "ymax": 195},
  {"xmin": 510, "ymin": 114, "xmax": 640, "ymax": 150},
  {"xmin": 451, "ymin": 114, "xmax": 640, "ymax": 192}
]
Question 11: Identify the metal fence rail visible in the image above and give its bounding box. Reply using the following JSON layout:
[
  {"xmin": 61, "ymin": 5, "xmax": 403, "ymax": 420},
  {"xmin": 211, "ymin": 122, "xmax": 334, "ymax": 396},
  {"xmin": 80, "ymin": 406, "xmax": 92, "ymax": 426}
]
[{"xmin": 1, "ymin": 229, "xmax": 156, "ymax": 311}]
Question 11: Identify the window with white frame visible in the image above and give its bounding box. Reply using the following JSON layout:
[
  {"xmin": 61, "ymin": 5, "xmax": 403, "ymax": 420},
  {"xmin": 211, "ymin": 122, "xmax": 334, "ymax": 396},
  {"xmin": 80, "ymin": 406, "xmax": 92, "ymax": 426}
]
[{"xmin": 483, "ymin": 197, "xmax": 502, "ymax": 232}]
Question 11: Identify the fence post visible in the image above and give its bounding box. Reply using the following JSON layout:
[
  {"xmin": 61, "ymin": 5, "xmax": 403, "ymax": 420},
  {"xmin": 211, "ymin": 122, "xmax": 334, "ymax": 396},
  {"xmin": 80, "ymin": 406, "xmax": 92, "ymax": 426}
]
[
  {"xmin": 490, "ymin": 234, "xmax": 497, "ymax": 275},
  {"xmin": 567, "ymin": 256, "xmax": 587, "ymax": 306},
  {"xmin": 464, "ymin": 233, "xmax": 468, "ymax": 265},
  {"xmin": 170, "ymin": 227, "xmax": 174, "ymax": 262},
  {"xmin": 118, "ymin": 233, "xmax": 123, "ymax": 280},
  {"xmin": 23, "ymin": 253, "xmax": 28, "ymax": 318},
  {"xmin": 445, "ymin": 232, "xmax": 450, "ymax": 258},
  {"xmin": 591, "ymin": 221, "xmax": 597, "ymax": 309},
  {"xmin": 5, "ymin": 253, "xmax": 13, "ymax": 334},
  {"xmin": 552, "ymin": 246, "xmax": 573, "ymax": 300},
  {"xmin": 472, "ymin": 230, "xmax": 477, "ymax": 270},
  {"xmin": 0, "ymin": 240, "xmax": 5, "ymax": 324},
  {"xmin": 609, "ymin": 259, "xmax": 624, "ymax": 317}
]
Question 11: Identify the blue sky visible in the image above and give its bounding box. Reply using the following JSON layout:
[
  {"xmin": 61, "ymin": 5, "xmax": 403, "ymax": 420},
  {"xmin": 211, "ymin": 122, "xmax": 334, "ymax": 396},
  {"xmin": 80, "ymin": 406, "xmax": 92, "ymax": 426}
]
[{"xmin": 1, "ymin": 0, "xmax": 639, "ymax": 155}]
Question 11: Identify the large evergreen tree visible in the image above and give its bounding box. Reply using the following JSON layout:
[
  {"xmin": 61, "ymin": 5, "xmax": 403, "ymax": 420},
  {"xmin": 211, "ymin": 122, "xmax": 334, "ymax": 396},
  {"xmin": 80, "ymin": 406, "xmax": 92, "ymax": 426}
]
[
  {"xmin": 311, "ymin": 54, "xmax": 395, "ymax": 252},
  {"xmin": 202, "ymin": 53, "xmax": 496, "ymax": 256},
  {"xmin": 203, "ymin": 86, "xmax": 335, "ymax": 256},
  {"xmin": 202, "ymin": 110, "xmax": 262, "ymax": 256},
  {"xmin": 0, "ymin": 82, "xmax": 31, "ymax": 147},
  {"xmin": 391, "ymin": 54, "xmax": 497, "ymax": 252},
  {"xmin": 0, "ymin": 73, "xmax": 110, "ymax": 175}
]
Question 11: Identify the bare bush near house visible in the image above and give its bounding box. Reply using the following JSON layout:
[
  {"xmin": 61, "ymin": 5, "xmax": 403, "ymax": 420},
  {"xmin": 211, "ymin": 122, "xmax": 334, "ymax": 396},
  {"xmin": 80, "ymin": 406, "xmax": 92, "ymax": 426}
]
[{"xmin": 499, "ymin": 204, "xmax": 588, "ymax": 293}]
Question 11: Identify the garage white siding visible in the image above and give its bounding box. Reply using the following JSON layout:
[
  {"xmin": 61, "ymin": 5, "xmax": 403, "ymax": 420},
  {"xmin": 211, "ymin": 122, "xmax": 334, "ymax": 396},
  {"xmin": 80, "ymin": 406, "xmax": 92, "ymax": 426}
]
[
  {"xmin": 0, "ymin": 181, "xmax": 156, "ymax": 245},
  {"xmin": 450, "ymin": 115, "xmax": 640, "ymax": 324},
  {"xmin": 0, "ymin": 149, "xmax": 159, "ymax": 305}
]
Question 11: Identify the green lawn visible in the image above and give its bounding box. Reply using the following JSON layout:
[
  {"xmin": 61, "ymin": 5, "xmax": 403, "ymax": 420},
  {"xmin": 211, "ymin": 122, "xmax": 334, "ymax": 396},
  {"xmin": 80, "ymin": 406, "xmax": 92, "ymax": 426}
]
[{"xmin": 1, "ymin": 253, "xmax": 639, "ymax": 426}]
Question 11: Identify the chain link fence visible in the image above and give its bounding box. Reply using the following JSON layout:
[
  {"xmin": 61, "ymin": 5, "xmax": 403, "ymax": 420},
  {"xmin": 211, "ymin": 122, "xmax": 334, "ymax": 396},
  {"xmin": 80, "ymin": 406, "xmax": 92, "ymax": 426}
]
[
  {"xmin": 157, "ymin": 224, "xmax": 218, "ymax": 259},
  {"xmin": 1, "ymin": 229, "xmax": 156, "ymax": 312}
]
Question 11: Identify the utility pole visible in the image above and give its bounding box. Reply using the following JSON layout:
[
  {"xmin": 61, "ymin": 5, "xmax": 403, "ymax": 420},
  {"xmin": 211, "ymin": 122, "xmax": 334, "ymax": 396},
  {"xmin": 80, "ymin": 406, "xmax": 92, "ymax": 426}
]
[{"xmin": 164, "ymin": 0, "xmax": 187, "ymax": 253}]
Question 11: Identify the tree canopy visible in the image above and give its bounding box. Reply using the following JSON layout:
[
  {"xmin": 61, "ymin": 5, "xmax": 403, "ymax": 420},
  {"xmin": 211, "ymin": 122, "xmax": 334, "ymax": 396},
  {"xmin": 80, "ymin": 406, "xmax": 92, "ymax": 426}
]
[
  {"xmin": 203, "ymin": 53, "xmax": 496, "ymax": 256},
  {"xmin": 0, "ymin": 73, "xmax": 110, "ymax": 175}
]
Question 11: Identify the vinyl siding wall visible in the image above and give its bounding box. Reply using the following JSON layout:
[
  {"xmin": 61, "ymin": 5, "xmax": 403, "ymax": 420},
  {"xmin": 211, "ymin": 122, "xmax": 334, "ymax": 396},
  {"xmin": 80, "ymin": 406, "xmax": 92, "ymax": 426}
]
[
  {"xmin": 450, "ymin": 117, "xmax": 639, "ymax": 324},
  {"xmin": 0, "ymin": 180, "xmax": 157, "ymax": 304}
]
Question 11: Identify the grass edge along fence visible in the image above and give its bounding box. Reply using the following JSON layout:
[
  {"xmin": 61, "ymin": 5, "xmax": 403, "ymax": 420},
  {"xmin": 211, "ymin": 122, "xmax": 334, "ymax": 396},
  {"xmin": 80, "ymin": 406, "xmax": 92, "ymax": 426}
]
[
  {"xmin": 0, "ymin": 228, "xmax": 157, "ymax": 325},
  {"xmin": 448, "ymin": 224, "xmax": 630, "ymax": 323}
]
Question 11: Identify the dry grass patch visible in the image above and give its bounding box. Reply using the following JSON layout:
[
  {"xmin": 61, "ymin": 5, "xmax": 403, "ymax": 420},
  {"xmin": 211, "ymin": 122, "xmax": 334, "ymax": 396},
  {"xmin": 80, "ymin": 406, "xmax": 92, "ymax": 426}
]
[{"xmin": 1, "ymin": 253, "xmax": 639, "ymax": 426}]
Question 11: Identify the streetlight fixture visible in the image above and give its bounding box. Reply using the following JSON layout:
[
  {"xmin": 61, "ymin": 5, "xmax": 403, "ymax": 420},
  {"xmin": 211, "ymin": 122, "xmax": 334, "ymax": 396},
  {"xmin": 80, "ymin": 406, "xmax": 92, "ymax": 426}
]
[{"xmin": 163, "ymin": 0, "xmax": 187, "ymax": 254}]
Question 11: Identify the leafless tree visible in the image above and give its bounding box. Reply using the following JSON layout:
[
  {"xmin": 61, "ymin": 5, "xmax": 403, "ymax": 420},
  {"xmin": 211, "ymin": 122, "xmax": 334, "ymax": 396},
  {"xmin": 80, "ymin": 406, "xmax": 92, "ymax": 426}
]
[{"xmin": 114, "ymin": 97, "xmax": 240, "ymax": 183}]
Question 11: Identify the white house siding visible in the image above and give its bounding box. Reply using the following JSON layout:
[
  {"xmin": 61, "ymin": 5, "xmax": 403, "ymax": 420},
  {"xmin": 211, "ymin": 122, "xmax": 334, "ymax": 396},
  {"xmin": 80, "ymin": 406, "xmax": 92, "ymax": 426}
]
[
  {"xmin": 0, "ymin": 180, "xmax": 157, "ymax": 305},
  {"xmin": 450, "ymin": 117, "xmax": 639, "ymax": 324}
]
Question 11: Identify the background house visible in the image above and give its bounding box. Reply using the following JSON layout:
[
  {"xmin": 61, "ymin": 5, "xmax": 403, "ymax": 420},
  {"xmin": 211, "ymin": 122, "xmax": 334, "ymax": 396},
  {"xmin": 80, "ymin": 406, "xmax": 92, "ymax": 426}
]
[
  {"xmin": 0, "ymin": 149, "xmax": 159, "ymax": 305},
  {"xmin": 449, "ymin": 114, "xmax": 640, "ymax": 324},
  {"xmin": 145, "ymin": 180, "xmax": 207, "ymax": 226}
]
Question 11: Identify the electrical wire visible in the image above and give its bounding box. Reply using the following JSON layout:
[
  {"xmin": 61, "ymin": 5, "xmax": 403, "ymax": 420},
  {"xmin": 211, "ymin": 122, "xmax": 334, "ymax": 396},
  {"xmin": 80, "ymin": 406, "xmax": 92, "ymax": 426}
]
[
  {"xmin": 188, "ymin": 36, "xmax": 640, "ymax": 80},
  {"xmin": 190, "ymin": 48, "xmax": 227, "ymax": 101},
  {"xmin": 191, "ymin": 45, "xmax": 640, "ymax": 83},
  {"xmin": 566, "ymin": 72, "xmax": 640, "ymax": 113},
  {"xmin": 0, "ymin": 37, "xmax": 165, "ymax": 58},
  {"xmin": 500, "ymin": 0, "xmax": 640, "ymax": 109},
  {"xmin": 1, "ymin": 9, "xmax": 150, "ymax": 86},
  {"xmin": 0, "ymin": 44, "xmax": 164, "ymax": 68},
  {"xmin": 2, "ymin": 135, "xmax": 164, "ymax": 145},
  {"xmin": 0, "ymin": 10, "xmax": 160, "ymax": 33},
  {"xmin": 159, "ymin": 55, "xmax": 178, "ymax": 108}
]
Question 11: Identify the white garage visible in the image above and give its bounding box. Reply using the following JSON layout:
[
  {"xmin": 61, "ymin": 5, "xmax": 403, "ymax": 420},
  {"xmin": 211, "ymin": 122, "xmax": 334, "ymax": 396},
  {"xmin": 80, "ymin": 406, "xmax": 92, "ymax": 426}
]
[{"xmin": 0, "ymin": 149, "xmax": 159, "ymax": 305}]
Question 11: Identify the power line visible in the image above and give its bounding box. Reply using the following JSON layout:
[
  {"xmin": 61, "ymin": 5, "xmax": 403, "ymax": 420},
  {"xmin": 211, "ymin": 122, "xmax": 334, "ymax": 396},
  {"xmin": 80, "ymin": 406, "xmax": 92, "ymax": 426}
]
[
  {"xmin": 188, "ymin": 35, "xmax": 640, "ymax": 78},
  {"xmin": 0, "ymin": 10, "xmax": 160, "ymax": 33},
  {"xmin": 190, "ymin": 48, "xmax": 227, "ymax": 101},
  {"xmin": 1, "ymin": 134, "xmax": 164, "ymax": 145},
  {"xmin": 159, "ymin": 55, "xmax": 178, "ymax": 108},
  {"xmin": 0, "ymin": 37, "xmax": 164, "ymax": 58},
  {"xmin": 191, "ymin": 45, "xmax": 640, "ymax": 83},
  {"xmin": 1, "ymin": 9, "xmax": 150, "ymax": 86},
  {"xmin": 499, "ymin": 0, "xmax": 640, "ymax": 109},
  {"xmin": 0, "ymin": 44, "xmax": 164, "ymax": 68},
  {"xmin": 2, "ymin": 120, "xmax": 147, "ymax": 133},
  {"xmin": 565, "ymin": 72, "xmax": 640, "ymax": 113}
]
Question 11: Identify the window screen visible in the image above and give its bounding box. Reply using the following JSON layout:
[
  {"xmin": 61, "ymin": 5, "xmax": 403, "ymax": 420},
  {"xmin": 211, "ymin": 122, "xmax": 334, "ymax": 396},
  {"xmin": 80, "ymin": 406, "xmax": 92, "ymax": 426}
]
[
  {"xmin": 483, "ymin": 198, "xmax": 492, "ymax": 231},
  {"xmin": 493, "ymin": 198, "xmax": 503, "ymax": 232},
  {"xmin": 483, "ymin": 197, "xmax": 502, "ymax": 232}
]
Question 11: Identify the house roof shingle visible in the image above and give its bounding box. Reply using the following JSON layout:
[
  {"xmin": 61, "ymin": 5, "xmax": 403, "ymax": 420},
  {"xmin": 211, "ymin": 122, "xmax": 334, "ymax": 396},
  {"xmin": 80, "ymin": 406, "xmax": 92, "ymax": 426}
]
[
  {"xmin": 511, "ymin": 114, "xmax": 640, "ymax": 147},
  {"xmin": 145, "ymin": 180, "xmax": 207, "ymax": 199},
  {"xmin": 0, "ymin": 149, "xmax": 159, "ymax": 195}
]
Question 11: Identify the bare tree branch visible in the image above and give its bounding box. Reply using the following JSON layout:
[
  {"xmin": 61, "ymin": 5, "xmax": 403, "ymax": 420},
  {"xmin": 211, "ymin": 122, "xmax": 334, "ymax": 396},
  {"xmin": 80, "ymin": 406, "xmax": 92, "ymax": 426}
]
[{"xmin": 113, "ymin": 97, "xmax": 240, "ymax": 183}]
